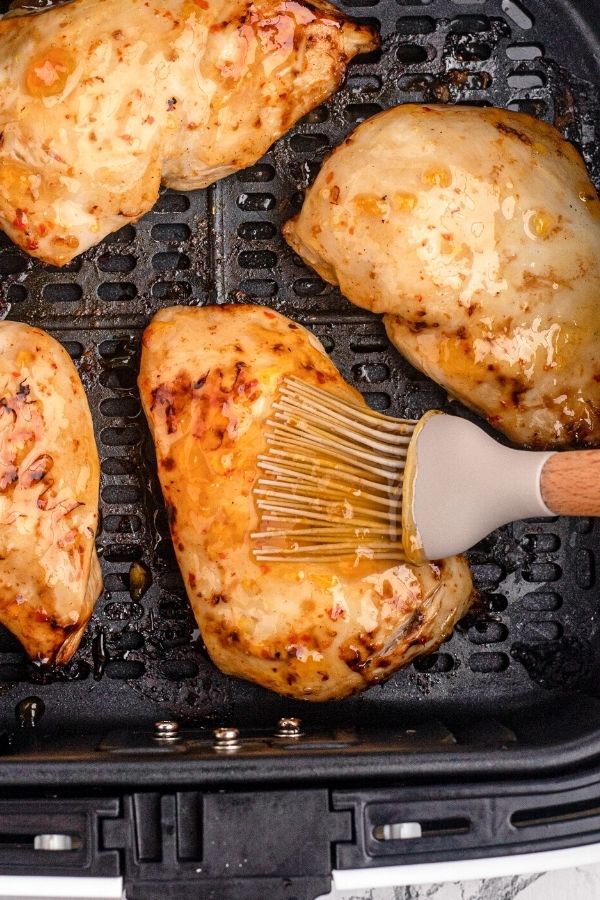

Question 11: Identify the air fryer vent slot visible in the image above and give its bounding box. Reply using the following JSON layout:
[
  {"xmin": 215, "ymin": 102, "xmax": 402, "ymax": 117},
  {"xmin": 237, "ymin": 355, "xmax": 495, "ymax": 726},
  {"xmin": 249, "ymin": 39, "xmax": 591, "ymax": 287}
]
[
  {"xmin": 512, "ymin": 798, "xmax": 600, "ymax": 829},
  {"xmin": 373, "ymin": 816, "xmax": 471, "ymax": 840},
  {"xmin": 0, "ymin": 833, "xmax": 81, "ymax": 851}
]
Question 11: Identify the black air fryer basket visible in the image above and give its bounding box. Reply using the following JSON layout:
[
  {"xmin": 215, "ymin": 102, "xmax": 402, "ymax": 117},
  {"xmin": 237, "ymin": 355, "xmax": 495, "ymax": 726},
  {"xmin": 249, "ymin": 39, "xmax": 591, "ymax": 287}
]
[{"xmin": 0, "ymin": 1, "xmax": 599, "ymax": 897}]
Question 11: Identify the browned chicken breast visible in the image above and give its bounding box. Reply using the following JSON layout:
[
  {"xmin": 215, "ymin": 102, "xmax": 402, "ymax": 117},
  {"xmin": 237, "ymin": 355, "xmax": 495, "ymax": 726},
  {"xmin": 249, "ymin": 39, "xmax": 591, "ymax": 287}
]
[
  {"xmin": 284, "ymin": 104, "xmax": 600, "ymax": 448},
  {"xmin": 139, "ymin": 304, "xmax": 473, "ymax": 701},
  {"xmin": 0, "ymin": 0, "xmax": 377, "ymax": 266},
  {"xmin": 0, "ymin": 322, "xmax": 101, "ymax": 664}
]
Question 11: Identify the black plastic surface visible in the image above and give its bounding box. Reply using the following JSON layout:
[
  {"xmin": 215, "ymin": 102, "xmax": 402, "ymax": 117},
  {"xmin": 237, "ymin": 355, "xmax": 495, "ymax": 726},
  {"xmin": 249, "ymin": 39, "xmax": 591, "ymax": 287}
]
[
  {"xmin": 7, "ymin": 769, "xmax": 600, "ymax": 898},
  {"xmin": 0, "ymin": 0, "xmax": 599, "ymax": 786},
  {"xmin": 334, "ymin": 766, "xmax": 600, "ymax": 869},
  {"xmin": 110, "ymin": 790, "xmax": 349, "ymax": 899},
  {"xmin": 0, "ymin": 797, "xmax": 120, "ymax": 876}
]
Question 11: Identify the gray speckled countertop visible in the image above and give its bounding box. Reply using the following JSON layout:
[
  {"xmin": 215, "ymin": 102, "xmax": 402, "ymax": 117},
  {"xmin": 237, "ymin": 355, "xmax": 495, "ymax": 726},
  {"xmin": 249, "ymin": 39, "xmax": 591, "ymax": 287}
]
[{"xmin": 319, "ymin": 863, "xmax": 600, "ymax": 900}]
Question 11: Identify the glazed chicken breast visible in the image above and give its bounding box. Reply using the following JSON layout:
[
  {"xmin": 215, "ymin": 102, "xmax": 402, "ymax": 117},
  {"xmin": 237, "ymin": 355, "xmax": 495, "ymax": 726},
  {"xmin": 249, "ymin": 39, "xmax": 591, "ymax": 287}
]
[
  {"xmin": 139, "ymin": 304, "xmax": 472, "ymax": 701},
  {"xmin": 0, "ymin": 322, "xmax": 101, "ymax": 664},
  {"xmin": 0, "ymin": 0, "xmax": 377, "ymax": 266},
  {"xmin": 284, "ymin": 104, "xmax": 600, "ymax": 448}
]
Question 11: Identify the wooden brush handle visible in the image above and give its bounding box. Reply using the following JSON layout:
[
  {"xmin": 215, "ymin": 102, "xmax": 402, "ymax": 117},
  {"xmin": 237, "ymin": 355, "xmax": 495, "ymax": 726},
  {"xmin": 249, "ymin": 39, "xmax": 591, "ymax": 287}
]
[{"xmin": 541, "ymin": 451, "xmax": 600, "ymax": 516}]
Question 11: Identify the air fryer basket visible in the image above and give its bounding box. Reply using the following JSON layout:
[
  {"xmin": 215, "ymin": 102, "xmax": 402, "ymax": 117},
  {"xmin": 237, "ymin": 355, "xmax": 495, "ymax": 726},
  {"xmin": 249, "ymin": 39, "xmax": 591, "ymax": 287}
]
[
  {"xmin": 1, "ymin": 2, "xmax": 600, "ymax": 896},
  {"xmin": 0, "ymin": 0, "xmax": 600, "ymax": 787}
]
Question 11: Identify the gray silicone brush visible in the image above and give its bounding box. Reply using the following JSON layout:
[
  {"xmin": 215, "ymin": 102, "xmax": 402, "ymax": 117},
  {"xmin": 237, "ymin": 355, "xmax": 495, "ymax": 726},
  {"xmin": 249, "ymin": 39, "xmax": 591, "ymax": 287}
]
[{"xmin": 251, "ymin": 377, "xmax": 600, "ymax": 564}]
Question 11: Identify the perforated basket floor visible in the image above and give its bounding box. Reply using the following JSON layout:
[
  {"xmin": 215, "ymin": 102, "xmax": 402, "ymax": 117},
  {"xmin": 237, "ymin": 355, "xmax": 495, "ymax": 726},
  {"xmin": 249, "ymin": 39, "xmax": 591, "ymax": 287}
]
[{"xmin": 0, "ymin": 0, "xmax": 599, "ymax": 738}]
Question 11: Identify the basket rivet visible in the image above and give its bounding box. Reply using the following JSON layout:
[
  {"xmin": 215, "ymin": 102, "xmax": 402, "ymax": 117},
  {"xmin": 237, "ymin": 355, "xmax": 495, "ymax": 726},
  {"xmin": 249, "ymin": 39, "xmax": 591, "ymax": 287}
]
[
  {"xmin": 154, "ymin": 719, "xmax": 180, "ymax": 741},
  {"xmin": 276, "ymin": 717, "xmax": 303, "ymax": 738},
  {"xmin": 213, "ymin": 726, "xmax": 241, "ymax": 751}
]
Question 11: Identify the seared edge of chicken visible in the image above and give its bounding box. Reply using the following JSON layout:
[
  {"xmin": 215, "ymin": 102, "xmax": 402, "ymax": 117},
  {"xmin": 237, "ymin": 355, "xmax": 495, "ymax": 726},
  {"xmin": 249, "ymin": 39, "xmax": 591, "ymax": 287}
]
[
  {"xmin": 139, "ymin": 304, "xmax": 473, "ymax": 701},
  {"xmin": 0, "ymin": 0, "xmax": 378, "ymax": 265},
  {"xmin": 284, "ymin": 104, "xmax": 600, "ymax": 448},
  {"xmin": 0, "ymin": 321, "xmax": 101, "ymax": 664}
]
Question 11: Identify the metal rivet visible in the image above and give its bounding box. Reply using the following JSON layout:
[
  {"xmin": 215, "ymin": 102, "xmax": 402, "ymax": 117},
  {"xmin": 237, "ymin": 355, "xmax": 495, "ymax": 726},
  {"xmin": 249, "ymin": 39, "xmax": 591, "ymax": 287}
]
[
  {"xmin": 374, "ymin": 822, "xmax": 423, "ymax": 841},
  {"xmin": 34, "ymin": 834, "xmax": 73, "ymax": 851},
  {"xmin": 276, "ymin": 717, "xmax": 303, "ymax": 738},
  {"xmin": 154, "ymin": 720, "xmax": 180, "ymax": 741},
  {"xmin": 213, "ymin": 727, "xmax": 241, "ymax": 751}
]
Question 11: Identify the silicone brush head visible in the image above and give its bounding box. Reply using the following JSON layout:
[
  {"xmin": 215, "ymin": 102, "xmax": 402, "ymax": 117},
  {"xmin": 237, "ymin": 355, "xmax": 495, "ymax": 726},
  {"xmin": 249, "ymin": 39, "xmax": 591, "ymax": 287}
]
[{"xmin": 251, "ymin": 377, "xmax": 417, "ymax": 563}]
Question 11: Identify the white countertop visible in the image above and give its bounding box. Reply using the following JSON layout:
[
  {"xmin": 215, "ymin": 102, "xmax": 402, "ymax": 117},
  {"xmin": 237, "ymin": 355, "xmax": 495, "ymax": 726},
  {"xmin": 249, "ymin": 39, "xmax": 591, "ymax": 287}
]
[{"xmin": 320, "ymin": 862, "xmax": 600, "ymax": 900}]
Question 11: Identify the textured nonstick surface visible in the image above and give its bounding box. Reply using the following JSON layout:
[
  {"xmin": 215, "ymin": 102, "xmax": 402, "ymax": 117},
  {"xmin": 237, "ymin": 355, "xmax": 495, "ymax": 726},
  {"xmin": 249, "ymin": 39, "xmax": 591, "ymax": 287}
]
[{"xmin": 0, "ymin": 0, "xmax": 599, "ymax": 740}]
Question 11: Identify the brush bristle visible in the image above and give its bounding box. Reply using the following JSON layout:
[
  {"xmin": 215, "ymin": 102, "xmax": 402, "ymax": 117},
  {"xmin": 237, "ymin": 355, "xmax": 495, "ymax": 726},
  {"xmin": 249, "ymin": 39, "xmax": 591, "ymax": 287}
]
[{"xmin": 251, "ymin": 377, "xmax": 417, "ymax": 562}]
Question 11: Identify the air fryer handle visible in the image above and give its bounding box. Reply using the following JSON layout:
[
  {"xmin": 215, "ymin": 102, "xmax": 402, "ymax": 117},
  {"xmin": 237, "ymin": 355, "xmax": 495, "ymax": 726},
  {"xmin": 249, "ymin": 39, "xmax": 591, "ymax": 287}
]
[{"xmin": 541, "ymin": 451, "xmax": 600, "ymax": 515}]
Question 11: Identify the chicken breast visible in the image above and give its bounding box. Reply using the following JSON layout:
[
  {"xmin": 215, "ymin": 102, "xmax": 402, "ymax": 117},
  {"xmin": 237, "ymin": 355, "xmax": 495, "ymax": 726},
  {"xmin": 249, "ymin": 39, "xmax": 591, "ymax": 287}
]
[
  {"xmin": 0, "ymin": 322, "xmax": 101, "ymax": 664},
  {"xmin": 284, "ymin": 104, "xmax": 600, "ymax": 448},
  {"xmin": 0, "ymin": 0, "xmax": 377, "ymax": 266},
  {"xmin": 139, "ymin": 304, "xmax": 472, "ymax": 701}
]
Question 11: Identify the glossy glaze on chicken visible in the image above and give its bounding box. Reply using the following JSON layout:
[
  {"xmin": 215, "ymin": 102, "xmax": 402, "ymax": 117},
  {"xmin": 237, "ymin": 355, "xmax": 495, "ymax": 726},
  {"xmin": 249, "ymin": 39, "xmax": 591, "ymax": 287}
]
[
  {"xmin": 139, "ymin": 304, "xmax": 473, "ymax": 701},
  {"xmin": 0, "ymin": 322, "xmax": 101, "ymax": 664},
  {"xmin": 0, "ymin": 0, "xmax": 377, "ymax": 265},
  {"xmin": 284, "ymin": 104, "xmax": 600, "ymax": 448}
]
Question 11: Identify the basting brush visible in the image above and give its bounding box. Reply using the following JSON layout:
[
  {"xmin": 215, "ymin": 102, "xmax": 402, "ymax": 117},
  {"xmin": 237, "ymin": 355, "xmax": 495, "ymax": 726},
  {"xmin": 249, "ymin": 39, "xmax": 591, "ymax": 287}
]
[{"xmin": 251, "ymin": 377, "xmax": 600, "ymax": 564}]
